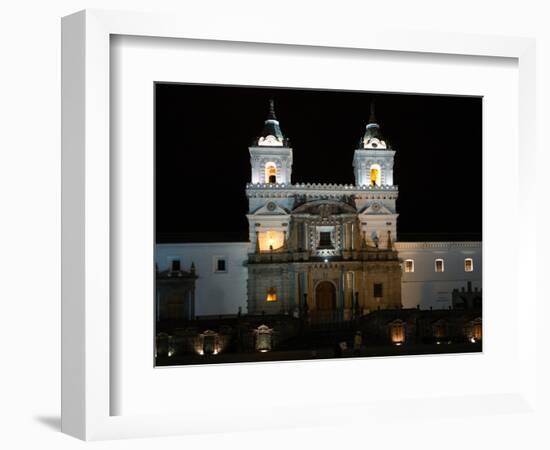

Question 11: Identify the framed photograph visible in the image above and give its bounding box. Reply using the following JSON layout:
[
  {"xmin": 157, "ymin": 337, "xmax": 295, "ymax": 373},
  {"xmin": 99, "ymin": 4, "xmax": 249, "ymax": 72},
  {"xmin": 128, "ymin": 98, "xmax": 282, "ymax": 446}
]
[
  {"xmin": 154, "ymin": 83, "xmax": 483, "ymax": 367},
  {"xmin": 62, "ymin": 9, "xmax": 537, "ymax": 441}
]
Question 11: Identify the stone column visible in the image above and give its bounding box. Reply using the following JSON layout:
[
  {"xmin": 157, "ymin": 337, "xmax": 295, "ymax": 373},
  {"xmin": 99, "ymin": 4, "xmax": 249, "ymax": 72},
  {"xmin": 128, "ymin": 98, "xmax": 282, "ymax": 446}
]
[
  {"xmin": 338, "ymin": 268, "xmax": 344, "ymax": 319},
  {"xmin": 307, "ymin": 268, "xmax": 313, "ymax": 310},
  {"xmin": 295, "ymin": 220, "xmax": 301, "ymax": 251},
  {"xmin": 339, "ymin": 222, "xmax": 345, "ymax": 253},
  {"xmin": 282, "ymin": 268, "xmax": 289, "ymax": 314},
  {"xmin": 255, "ymin": 230, "xmax": 261, "ymax": 253},
  {"xmin": 360, "ymin": 271, "xmax": 367, "ymax": 308}
]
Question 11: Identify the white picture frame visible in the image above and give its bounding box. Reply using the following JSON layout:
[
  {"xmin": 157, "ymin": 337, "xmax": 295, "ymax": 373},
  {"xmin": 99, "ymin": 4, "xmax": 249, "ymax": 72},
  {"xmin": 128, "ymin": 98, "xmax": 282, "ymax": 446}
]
[{"xmin": 61, "ymin": 9, "xmax": 538, "ymax": 441}]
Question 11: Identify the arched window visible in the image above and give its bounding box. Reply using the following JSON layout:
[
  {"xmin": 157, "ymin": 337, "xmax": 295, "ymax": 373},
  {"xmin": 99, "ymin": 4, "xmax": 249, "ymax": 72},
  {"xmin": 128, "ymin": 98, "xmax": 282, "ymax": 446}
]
[
  {"xmin": 369, "ymin": 164, "xmax": 381, "ymax": 186},
  {"xmin": 464, "ymin": 258, "xmax": 474, "ymax": 272},
  {"xmin": 266, "ymin": 287, "xmax": 278, "ymax": 302},
  {"xmin": 265, "ymin": 163, "xmax": 277, "ymax": 183}
]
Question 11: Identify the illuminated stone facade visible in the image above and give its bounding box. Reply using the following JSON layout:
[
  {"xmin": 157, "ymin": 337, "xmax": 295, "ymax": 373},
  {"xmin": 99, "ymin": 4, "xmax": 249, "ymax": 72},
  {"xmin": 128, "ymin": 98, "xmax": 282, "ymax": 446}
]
[{"xmin": 246, "ymin": 102, "xmax": 402, "ymax": 318}]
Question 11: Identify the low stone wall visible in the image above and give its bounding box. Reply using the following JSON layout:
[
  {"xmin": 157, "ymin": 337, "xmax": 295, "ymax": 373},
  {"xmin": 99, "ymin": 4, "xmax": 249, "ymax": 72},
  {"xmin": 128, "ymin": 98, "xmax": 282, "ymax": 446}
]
[{"xmin": 157, "ymin": 315, "xmax": 301, "ymax": 357}]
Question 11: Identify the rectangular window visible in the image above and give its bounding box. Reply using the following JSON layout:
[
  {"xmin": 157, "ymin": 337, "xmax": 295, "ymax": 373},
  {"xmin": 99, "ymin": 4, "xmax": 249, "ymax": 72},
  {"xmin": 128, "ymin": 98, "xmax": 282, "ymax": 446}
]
[
  {"xmin": 373, "ymin": 283, "xmax": 383, "ymax": 298},
  {"xmin": 214, "ymin": 257, "xmax": 226, "ymax": 272},
  {"xmin": 319, "ymin": 231, "xmax": 332, "ymax": 248},
  {"xmin": 404, "ymin": 259, "xmax": 414, "ymax": 273},
  {"xmin": 266, "ymin": 287, "xmax": 278, "ymax": 302},
  {"xmin": 435, "ymin": 259, "xmax": 444, "ymax": 273},
  {"xmin": 171, "ymin": 259, "xmax": 181, "ymax": 271},
  {"xmin": 464, "ymin": 258, "xmax": 474, "ymax": 272}
]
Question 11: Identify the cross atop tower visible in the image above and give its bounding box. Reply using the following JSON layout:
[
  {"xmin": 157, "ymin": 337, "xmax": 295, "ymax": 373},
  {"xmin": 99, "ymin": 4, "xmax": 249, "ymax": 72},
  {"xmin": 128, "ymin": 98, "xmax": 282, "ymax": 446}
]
[
  {"xmin": 369, "ymin": 100, "xmax": 377, "ymax": 123},
  {"xmin": 361, "ymin": 101, "xmax": 388, "ymax": 150},
  {"xmin": 267, "ymin": 98, "xmax": 277, "ymax": 120},
  {"xmin": 255, "ymin": 99, "xmax": 286, "ymax": 147}
]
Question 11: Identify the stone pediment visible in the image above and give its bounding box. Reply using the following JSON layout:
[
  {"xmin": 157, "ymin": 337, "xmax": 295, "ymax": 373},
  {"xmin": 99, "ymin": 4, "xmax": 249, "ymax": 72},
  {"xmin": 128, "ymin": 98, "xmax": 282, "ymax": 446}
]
[
  {"xmin": 292, "ymin": 199, "xmax": 357, "ymax": 216},
  {"xmin": 361, "ymin": 202, "xmax": 393, "ymax": 215},
  {"xmin": 252, "ymin": 201, "xmax": 290, "ymax": 215}
]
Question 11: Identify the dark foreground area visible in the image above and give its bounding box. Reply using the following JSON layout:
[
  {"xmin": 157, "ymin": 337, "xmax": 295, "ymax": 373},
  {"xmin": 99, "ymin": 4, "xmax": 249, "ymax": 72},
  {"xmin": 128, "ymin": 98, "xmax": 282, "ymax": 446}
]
[
  {"xmin": 156, "ymin": 341, "xmax": 482, "ymax": 366},
  {"xmin": 155, "ymin": 308, "xmax": 482, "ymax": 366}
]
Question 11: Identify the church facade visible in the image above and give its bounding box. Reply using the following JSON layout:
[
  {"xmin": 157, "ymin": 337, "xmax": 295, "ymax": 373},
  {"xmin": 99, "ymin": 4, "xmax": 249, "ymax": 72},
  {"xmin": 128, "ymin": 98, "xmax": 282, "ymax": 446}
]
[
  {"xmin": 155, "ymin": 101, "xmax": 482, "ymax": 319},
  {"xmin": 245, "ymin": 101, "xmax": 401, "ymax": 320}
]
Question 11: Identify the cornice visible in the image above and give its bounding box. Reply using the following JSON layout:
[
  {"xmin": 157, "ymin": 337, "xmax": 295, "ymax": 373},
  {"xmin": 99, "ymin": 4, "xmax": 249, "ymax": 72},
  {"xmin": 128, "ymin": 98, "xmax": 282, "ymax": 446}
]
[
  {"xmin": 245, "ymin": 182, "xmax": 399, "ymax": 197},
  {"xmin": 394, "ymin": 242, "xmax": 482, "ymax": 249}
]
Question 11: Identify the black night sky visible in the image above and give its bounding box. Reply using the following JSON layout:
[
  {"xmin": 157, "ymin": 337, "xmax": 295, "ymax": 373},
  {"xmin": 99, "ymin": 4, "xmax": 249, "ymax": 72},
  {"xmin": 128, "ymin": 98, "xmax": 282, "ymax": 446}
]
[{"xmin": 155, "ymin": 83, "xmax": 482, "ymax": 243}]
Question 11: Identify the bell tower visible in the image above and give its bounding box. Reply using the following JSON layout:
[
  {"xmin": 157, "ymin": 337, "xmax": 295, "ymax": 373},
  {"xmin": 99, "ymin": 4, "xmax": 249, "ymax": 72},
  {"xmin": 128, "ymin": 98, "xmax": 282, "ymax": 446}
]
[
  {"xmin": 353, "ymin": 102, "xmax": 395, "ymax": 187},
  {"xmin": 352, "ymin": 102, "xmax": 399, "ymax": 248},
  {"xmin": 248, "ymin": 99, "xmax": 293, "ymax": 185},
  {"xmin": 246, "ymin": 100, "xmax": 293, "ymax": 253}
]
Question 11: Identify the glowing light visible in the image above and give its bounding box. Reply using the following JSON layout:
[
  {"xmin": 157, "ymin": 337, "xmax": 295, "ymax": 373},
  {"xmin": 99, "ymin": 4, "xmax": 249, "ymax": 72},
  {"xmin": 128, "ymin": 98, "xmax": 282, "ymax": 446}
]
[
  {"xmin": 370, "ymin": 165, "xmax": 380, "ymax": 186},
  {"xmin": 168, "ymin": 350, "xmax": 173, "ymax": 357},
  {"xmin": 394, "ymin": 342, "xmax": 402, "ymax": 346},
  {"xmin": 470, "ymin": 337, "xmax": 476, "ymax": 344},
  {"xmin": 265, "ymin": 163, "xmax": 278, "ymax": 183},
  {"xmin": 324, "ymin": 258, "xmax": 328, "ymax": 263},
  {"xmin": 260, "ymin": 349, "xmax": 269, "ymax": 353},
  {"xmin": 258, "ymin": 230, "xmax": 284, "ymax": 251},
  {"xmin": 266, "ymin": 287, "xmax": 278, "ymax": 302},
  {"xmin": 389, "ymin": 320, "xmax": 406, "ymax": 346},
  {"xmin": 471, "ymin": 318, "xmax": 482, "ymax": 341}
]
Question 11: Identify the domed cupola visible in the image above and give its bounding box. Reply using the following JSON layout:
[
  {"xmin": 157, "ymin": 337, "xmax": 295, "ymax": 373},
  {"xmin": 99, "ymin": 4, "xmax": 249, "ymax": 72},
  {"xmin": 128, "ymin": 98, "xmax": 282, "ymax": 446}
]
[
  {"xmin": 256, "ymin": 99, "xmax": 287, "ymax": 147},
  {"xmin": 361, "ymin": 102, "xmax": 388, "ymax": 149}
]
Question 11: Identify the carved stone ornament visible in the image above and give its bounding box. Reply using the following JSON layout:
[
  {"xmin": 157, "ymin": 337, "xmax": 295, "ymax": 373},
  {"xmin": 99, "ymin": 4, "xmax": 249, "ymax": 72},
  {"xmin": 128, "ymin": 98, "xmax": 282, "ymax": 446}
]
[
  {"xmin": 319, "ymin": 204, "xmax": 331, "ymax": 219},
  {"xmin": 258, "ymin": 135, "xmax": 281, "ymax": 146},
  {"xmin": 266, "ymin": 201, "xmax": 277, "ymax": 211}
]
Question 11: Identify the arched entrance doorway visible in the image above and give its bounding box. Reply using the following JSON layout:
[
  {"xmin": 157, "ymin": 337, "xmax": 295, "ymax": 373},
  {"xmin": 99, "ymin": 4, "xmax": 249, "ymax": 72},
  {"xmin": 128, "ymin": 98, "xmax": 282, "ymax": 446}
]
[{"xmin": 313, "ymin": 281, "xmax": 337, "ymax": 323}]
